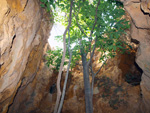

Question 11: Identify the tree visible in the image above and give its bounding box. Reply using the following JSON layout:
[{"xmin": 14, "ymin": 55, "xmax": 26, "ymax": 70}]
[{"xmin": 41, "ymin": 0, "xmax": 130, "ymax": 113}]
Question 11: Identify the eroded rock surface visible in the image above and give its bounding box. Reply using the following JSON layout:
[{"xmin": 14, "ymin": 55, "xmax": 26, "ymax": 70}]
[
  {"xmin": 0, "ymin": 0, "xmax": 52, "ymax": 112},
  {"xmin": 122, "ymin": 0, "xmax": 150, "ymax": 112},
  {"xmin": 39, "ymin": 49, "xmax": 142, "ymax": 113},
  {"xmin": 0, "ymin": 0, "xmax": 149, "ymax": 113}
]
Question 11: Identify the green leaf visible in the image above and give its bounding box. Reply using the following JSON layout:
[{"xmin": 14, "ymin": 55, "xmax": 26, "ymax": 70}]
[
  {"xmin": 40, "ymin": 4, "xmax": 45, "ymax": 8},
  {"xmin": 40, "ymin": 0, "xmax": 44, "ymax": 2}
]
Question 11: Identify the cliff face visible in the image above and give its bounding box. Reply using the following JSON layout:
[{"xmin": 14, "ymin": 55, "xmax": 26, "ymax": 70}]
[
  {"xmin": 0, "ymin": 0, "xmax": 52, "ymax": 112},
  {"xmin": 0, "ymin": 0, "xmax": 150, "ymax": 113},
  {"xmin": 122, "ymin": 0, "xmax": 150, "ymax": 112},
  {"xmin": 61, "ymin": 51, "xmax": 142, "ymax": 113},
  {"xmin": 37, "ymin": 49, "xmax": 141, "ymax": 113}
]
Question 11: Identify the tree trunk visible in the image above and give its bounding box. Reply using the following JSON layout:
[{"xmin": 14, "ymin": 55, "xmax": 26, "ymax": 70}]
[
  {"xmin": 57, "ymin": 29, "xmax": 72, "ymax": 113},
  {"xmin": 53, "ymin": 1, "xmax": 73, "ymax": 112},
  {"xmin": 57, "ymin": 53, "xmax": 72, "ymax": 113},
  {"xmin": 81, "ymin": 53, "xmax": 93, "ymax": 113}
]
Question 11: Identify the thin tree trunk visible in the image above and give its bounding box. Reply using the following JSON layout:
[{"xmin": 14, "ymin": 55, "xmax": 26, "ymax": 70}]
[
  {"xmin": 57, "ymin": 29, "xmax": 72, "ymax": 113},
  {"xmin": 81, "ymin": 53, "xmax": 93, "ymax": 113},
  {"xmin": 53, "ymin": 1, "xmax": 73, "ymax": 113},
  {"xmin": 57, "ymin": 52, "xmax": 72, "ymax": 113},
  {"xmin": 91, "ymin": 59, "xmax": 107, "ymax": 98}
]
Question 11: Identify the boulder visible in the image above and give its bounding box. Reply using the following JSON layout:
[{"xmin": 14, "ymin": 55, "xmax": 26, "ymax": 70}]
[
  {"xmin": 0, "ymin": 0, "xmax": 52, "ymax": 112},
  {"xmin": 122, "ymin": 0, "xmax": 150, "ymax": 112}
]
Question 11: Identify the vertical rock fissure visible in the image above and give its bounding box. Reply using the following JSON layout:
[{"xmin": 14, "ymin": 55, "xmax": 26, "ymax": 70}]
[
  {"xmin": 9, "ymin": 34, "xmax": 16, "ymax": 52},
  {"xmin": 6, "ymin": 79, "xmax": 23, "ymax": 113}
]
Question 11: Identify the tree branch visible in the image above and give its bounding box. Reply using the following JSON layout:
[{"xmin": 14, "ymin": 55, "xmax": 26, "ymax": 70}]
[
  {"xmin": 91, "ymin": 59, "xmax": 107, "ymax": 97},
  {"xmin": 87, "ymin": 36, "xmax": 97, "ymax": 66},
  {"xmin": 95, "ymin": 59, "xmax": 107, "ymax": 75},
  {"xmin": 87, "ymin": 0, "xmax": 101, "ymax": 60},
  {"xmin": 54, "ymin": 0, "xmax": 73, "ymax": 113},
  {"xmin": 73, "ymin": 14, "xmax": 88, "ymax": 38},
  {"xmin": 89, "ymin": 0, "xmax": 101, "ymax": 37},
  {"xmin": 57, "ymin": 29, "xmax": 72, "ymax": 113}
]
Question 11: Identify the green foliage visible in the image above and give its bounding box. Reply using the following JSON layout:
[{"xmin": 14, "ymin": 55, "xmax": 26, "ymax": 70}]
[
  {"xmin": 44, "ymin": 0, "xmax": 131, "ymax": 70},
  {"xmin": 46, "ymin": 48, "xmax": 67, "ymax": 71},
  {"xmin": 71, "ymin": 0, "xmax": 129, "ymax": 59},
  {"xmin": 40, "ymin": 0, "xmax": 51, "ymax": 12}
]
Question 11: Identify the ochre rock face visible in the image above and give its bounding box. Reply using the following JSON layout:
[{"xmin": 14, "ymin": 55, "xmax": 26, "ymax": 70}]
[
  {"xmin": 0, "ymin": 0, "xmax": 52, "ymax": 112},
  {"xmin": 0, "ymin": 0, "xmax": 149, "ymax": 112},
  {"xmin": 54, "ymin": 51, "xmax": 142, "ymax": 113},
  {"xmin": 122, "ymin": 0, "xmax": 150, "ymax": 112}
]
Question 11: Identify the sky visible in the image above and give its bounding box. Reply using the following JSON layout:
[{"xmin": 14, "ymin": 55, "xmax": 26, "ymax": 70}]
[
  {"xmin": 48, "ymin": 23, "xmax": 65, "ymax": 50},
  {"xmin": 48, "ymin": 0, "xmax": 93, "ymax": 49}
]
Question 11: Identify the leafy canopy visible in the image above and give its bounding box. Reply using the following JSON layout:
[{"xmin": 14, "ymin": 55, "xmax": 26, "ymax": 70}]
[{"xmin": 41, "ymin": 0, "xmax": 130, "ymax": 71}]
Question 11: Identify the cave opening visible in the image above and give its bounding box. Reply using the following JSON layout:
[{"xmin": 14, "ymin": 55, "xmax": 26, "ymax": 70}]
[
  {"xmin": 124, "ymin": 62, "xmax": 143, "ymax": 86},
  {"xmin": 118, "ymin": 39, "xmax": 143, "ymax": 87},
  {"xmin": 49, "ymin": 83, "xmax": 56, "ymax": 94},
  {"xmin": 124, "ymin": 39, "xmax": 143, "ymax": 86}
]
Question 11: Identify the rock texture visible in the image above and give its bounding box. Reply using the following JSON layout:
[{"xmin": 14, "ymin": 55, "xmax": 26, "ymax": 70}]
[
  {"xmin": 0, "ymin": 0, "xmax": 149, "ymax": 113},
  {"xmin": 39, "ymin": 49, "xmax": 142, "ymax": 113},
  {"xmin": 71, "ymin": 53, "xmax": 141, "ymax": 113},
  {"xmin": 0, "ymin": 0, "xmax": 52, "ymax": 112},
  {"xmin": 122, "ymin": 0, "xmax": 150, "ymax": 112}
]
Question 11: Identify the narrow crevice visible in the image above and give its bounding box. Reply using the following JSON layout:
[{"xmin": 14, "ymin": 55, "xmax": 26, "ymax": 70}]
[
  {"xmin": 6, "ymin": 79, "xmax": 23, "ymax": 113},
  {"xmin": 9, "ymin": 35, "xmax": 16, "ymax": 52},
  {"xmin": 131, "ymin": 38, "xmax": 140, "ymax": 44},
  {"xmin": 21, "ymin": 0, "xmax": 29, "ymax": 12},
  {"xmin": 134, "ymin": 62, "xmax": 143, "ymax": 74},
  {"xmin": 49, "ymin": 83, "xmax": 56, "ymax": 94},
  {"xmin": 141, "ymin": 7, "xmax": 150, "ymax": 16}
]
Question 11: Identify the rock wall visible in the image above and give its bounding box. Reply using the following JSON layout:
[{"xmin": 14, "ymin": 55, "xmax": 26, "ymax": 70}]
[
  {"xmin": 8, "ymin": 44, "xmax": 53, "ymax": 113},
  {"xmin": 0, "ymin": 0, "xmax": 52, "ymax": 112},
  {"xmin": 0, "ymin": 0, "xmax": 149, "ymax": 112},
  {"xmin": 121, "ymin": 0, "xmax": 150, "ymax": 112},
  {"xmin": 47, "ymin": 50, "xmax": 142, "ymax": 113}
]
